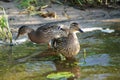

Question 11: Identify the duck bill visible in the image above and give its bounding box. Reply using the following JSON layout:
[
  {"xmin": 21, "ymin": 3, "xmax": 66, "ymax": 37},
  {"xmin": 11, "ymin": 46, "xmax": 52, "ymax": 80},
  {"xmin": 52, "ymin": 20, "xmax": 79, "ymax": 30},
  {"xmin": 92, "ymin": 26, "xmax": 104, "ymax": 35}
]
[
  {"xmin": 15, "ymin": 34, "xmax": 19, "ymax": 40},
  {"xmin": 79, "ymin": 29, "xmax": 84, "ymax": 33}
]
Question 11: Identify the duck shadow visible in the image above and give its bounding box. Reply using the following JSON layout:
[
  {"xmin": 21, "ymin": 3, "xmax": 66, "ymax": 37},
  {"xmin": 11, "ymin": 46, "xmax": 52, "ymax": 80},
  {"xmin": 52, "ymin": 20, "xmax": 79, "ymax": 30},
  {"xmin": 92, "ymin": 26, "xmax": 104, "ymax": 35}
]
[
  {"xmin": 15, "ymin": 48, "xmax": 81, "ymax": 80},
  {"xmin": 43, "ymin": 59, "xmax": 81, "ymax": 80}
]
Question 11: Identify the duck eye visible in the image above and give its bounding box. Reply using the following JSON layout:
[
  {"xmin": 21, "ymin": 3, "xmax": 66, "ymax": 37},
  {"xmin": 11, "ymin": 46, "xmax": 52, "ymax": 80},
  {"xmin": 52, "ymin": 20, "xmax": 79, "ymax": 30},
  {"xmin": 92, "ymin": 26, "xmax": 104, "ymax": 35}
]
[{"xmin": 72, "ymin": 24, "xmax": 75, "ymax": 26}]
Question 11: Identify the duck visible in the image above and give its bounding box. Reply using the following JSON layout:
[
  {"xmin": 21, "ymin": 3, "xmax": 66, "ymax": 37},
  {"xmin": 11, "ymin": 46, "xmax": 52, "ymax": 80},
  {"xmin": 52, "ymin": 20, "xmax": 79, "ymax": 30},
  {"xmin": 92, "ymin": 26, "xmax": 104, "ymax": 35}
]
[
  {"xmin": 51, "ymin": 22, "xmax": 83, "ymax": 59},
  {"xmin": 15, "ymin": 24, "xmax": 68, "ymax": 46}
]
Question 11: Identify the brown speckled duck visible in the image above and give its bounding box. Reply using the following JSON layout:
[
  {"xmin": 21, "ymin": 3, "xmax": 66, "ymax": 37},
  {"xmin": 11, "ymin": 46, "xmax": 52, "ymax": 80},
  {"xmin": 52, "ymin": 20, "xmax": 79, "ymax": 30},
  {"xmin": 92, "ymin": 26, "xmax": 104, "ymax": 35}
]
[
  {"xmin": 52, "ymin": 22, "xmax": 83, "ymax": 59},
  {"xmin": 15, "ymin": 24, "xmax": 68, "ymax": 46}
]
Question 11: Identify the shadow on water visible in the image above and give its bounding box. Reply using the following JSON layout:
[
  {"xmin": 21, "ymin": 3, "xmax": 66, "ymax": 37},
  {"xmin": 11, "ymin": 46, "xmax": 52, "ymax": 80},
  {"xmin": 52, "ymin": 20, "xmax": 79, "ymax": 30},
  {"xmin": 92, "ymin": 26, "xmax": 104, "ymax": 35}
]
[
  {"xmin": 0, "ymin": 47, "xmax": 81, "ymax": 80},
  {"xmin": 0, "ymin": 22, "xmax": 120, "ymax": 80}
]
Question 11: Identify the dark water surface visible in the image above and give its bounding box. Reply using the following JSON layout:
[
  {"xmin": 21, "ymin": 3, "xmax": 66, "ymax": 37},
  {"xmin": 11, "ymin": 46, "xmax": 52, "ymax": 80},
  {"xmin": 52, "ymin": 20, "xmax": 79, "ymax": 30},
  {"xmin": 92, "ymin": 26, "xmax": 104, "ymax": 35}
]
[{"xmin": 0, "ymin": 22, "xmax": 120, "ymax": 80}]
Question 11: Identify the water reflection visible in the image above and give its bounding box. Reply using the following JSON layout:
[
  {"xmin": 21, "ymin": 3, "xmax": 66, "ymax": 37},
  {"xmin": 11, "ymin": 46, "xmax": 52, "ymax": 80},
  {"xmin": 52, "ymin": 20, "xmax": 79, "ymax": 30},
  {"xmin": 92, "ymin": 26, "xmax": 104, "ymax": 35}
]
[
  {"xmin": 80, "ymin": 54, "xmax": 110, "ymax": 66},
  {"xmin": 13, "ymin": 48, "xmax": 81, "ymax": 80},
  {"xmin": 30, "ymin": 49, "xmax": 81, "ymax": 80},
  {"xmin": 52, "ymin": 59, "xmax": 81, "ymax": 80},
  {"xmin": 0, "ymin": 22, "xmax": 120, "ymax": 80}
]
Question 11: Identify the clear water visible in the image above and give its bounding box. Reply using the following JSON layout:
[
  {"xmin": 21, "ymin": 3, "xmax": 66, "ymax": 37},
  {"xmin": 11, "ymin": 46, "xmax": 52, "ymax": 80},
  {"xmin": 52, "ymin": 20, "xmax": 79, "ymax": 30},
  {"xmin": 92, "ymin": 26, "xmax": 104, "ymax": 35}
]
[{"xmin": 0, "ymin": 22, "xmax": 120, "ymax": 80}]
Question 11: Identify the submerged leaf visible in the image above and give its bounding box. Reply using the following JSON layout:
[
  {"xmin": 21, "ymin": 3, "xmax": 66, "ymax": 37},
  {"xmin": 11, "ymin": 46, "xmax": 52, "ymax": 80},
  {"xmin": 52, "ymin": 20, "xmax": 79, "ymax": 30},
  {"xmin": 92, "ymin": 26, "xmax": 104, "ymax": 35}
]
[{"xmin": 47, "ymin": 71, "xmax": 75, "ymax": 79}]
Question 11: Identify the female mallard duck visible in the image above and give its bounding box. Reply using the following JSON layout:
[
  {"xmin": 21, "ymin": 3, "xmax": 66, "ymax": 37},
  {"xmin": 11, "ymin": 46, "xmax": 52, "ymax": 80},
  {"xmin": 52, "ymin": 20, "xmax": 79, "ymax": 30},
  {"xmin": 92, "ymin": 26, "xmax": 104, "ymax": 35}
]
[
  {"xmin": 15, "ymin": 24, "xmax": 68, "ymax": 46},
  {"xmin": 52, "ymin": 22, "xmax": 83, "ymax": 59}
]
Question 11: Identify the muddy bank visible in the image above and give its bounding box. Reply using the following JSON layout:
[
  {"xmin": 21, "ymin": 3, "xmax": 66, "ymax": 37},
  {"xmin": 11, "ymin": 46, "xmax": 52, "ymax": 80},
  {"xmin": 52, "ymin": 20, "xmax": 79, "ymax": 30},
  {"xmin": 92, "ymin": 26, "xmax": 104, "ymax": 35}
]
[{"xmin": 0, "ymin": 1, "xmax": 120, "ymax": 27}]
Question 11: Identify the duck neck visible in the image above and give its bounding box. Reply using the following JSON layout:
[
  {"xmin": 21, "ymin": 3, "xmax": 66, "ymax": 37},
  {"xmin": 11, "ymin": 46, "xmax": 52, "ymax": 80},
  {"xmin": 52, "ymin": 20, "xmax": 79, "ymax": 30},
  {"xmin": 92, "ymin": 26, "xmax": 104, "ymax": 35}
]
[{"xmin": 68, "ymin": 32, "xmax": 78, "ymax": 40}]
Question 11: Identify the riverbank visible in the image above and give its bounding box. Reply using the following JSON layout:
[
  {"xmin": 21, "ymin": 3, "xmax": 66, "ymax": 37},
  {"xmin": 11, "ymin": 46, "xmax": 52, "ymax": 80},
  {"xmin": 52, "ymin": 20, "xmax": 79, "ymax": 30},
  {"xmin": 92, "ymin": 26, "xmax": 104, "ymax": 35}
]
[{"xmin": 0, "ymin": 1, "xmax": 120, "ymax": 39}]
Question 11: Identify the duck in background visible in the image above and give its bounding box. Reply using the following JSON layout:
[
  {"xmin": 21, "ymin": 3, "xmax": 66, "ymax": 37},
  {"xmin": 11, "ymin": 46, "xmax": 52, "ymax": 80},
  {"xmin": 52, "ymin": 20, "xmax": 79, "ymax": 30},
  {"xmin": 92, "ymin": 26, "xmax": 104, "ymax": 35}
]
[{"xmin": 15, "ymin": 24, "xmax": 68, "ymax": 47}]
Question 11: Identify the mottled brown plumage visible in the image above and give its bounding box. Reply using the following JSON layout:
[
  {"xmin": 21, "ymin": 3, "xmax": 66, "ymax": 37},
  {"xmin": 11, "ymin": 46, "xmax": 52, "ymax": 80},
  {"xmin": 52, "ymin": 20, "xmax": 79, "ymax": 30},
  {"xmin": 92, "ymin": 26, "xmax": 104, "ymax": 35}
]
[
  {"xmin": 52, "ymin": 23, "xmax": 83, "ymax": 58},
  {"xmin": 15, "ymin": 24, "xmax": 68, "ymax": 46}
]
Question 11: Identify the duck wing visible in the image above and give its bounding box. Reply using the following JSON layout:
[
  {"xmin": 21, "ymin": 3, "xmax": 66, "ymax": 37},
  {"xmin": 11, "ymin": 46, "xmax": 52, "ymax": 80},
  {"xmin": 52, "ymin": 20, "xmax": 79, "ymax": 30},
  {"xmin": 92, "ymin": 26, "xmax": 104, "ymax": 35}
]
[
  {"xmin": 36, "ymin": 24, "xmax": 67, "ymax": 39},
  {"xmin": 52, "ymin": 37, "xmax": 68, "ymax": 50}
]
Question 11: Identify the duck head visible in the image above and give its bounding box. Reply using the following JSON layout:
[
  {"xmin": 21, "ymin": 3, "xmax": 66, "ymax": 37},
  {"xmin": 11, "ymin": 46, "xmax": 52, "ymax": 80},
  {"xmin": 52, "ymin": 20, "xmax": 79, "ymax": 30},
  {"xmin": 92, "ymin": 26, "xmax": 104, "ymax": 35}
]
[
  {"xmin": 69, "ymin": 22, "xmax": 84, "ymax": 33},
  {"xmin": 15, "ymin": 25, "xmax": 33, "ymax": 40}
]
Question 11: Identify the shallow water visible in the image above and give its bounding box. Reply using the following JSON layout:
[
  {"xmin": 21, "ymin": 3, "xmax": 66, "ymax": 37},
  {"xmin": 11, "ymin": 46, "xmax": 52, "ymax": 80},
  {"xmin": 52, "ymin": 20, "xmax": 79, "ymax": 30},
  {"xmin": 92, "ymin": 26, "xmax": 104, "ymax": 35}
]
[{"xmin": 0, "ymin": 22, "xmax": 120, "ymax": 80}]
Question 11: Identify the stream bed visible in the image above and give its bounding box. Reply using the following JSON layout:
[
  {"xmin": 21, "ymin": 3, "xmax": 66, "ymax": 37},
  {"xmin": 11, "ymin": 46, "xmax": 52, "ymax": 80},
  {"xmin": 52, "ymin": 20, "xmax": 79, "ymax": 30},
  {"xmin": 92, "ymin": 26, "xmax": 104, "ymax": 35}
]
[{"xmin": 0, "ymin": 21, "xmax": 120, "ymax": 80}]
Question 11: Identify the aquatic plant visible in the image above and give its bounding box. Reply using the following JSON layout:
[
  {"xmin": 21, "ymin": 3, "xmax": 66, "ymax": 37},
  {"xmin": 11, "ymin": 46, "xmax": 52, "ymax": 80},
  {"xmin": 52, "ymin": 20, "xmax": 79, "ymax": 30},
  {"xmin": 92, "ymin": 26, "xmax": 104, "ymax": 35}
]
[{"xmin": 0, "ymin": 6, "xmax": 12, "ymax": 43}]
